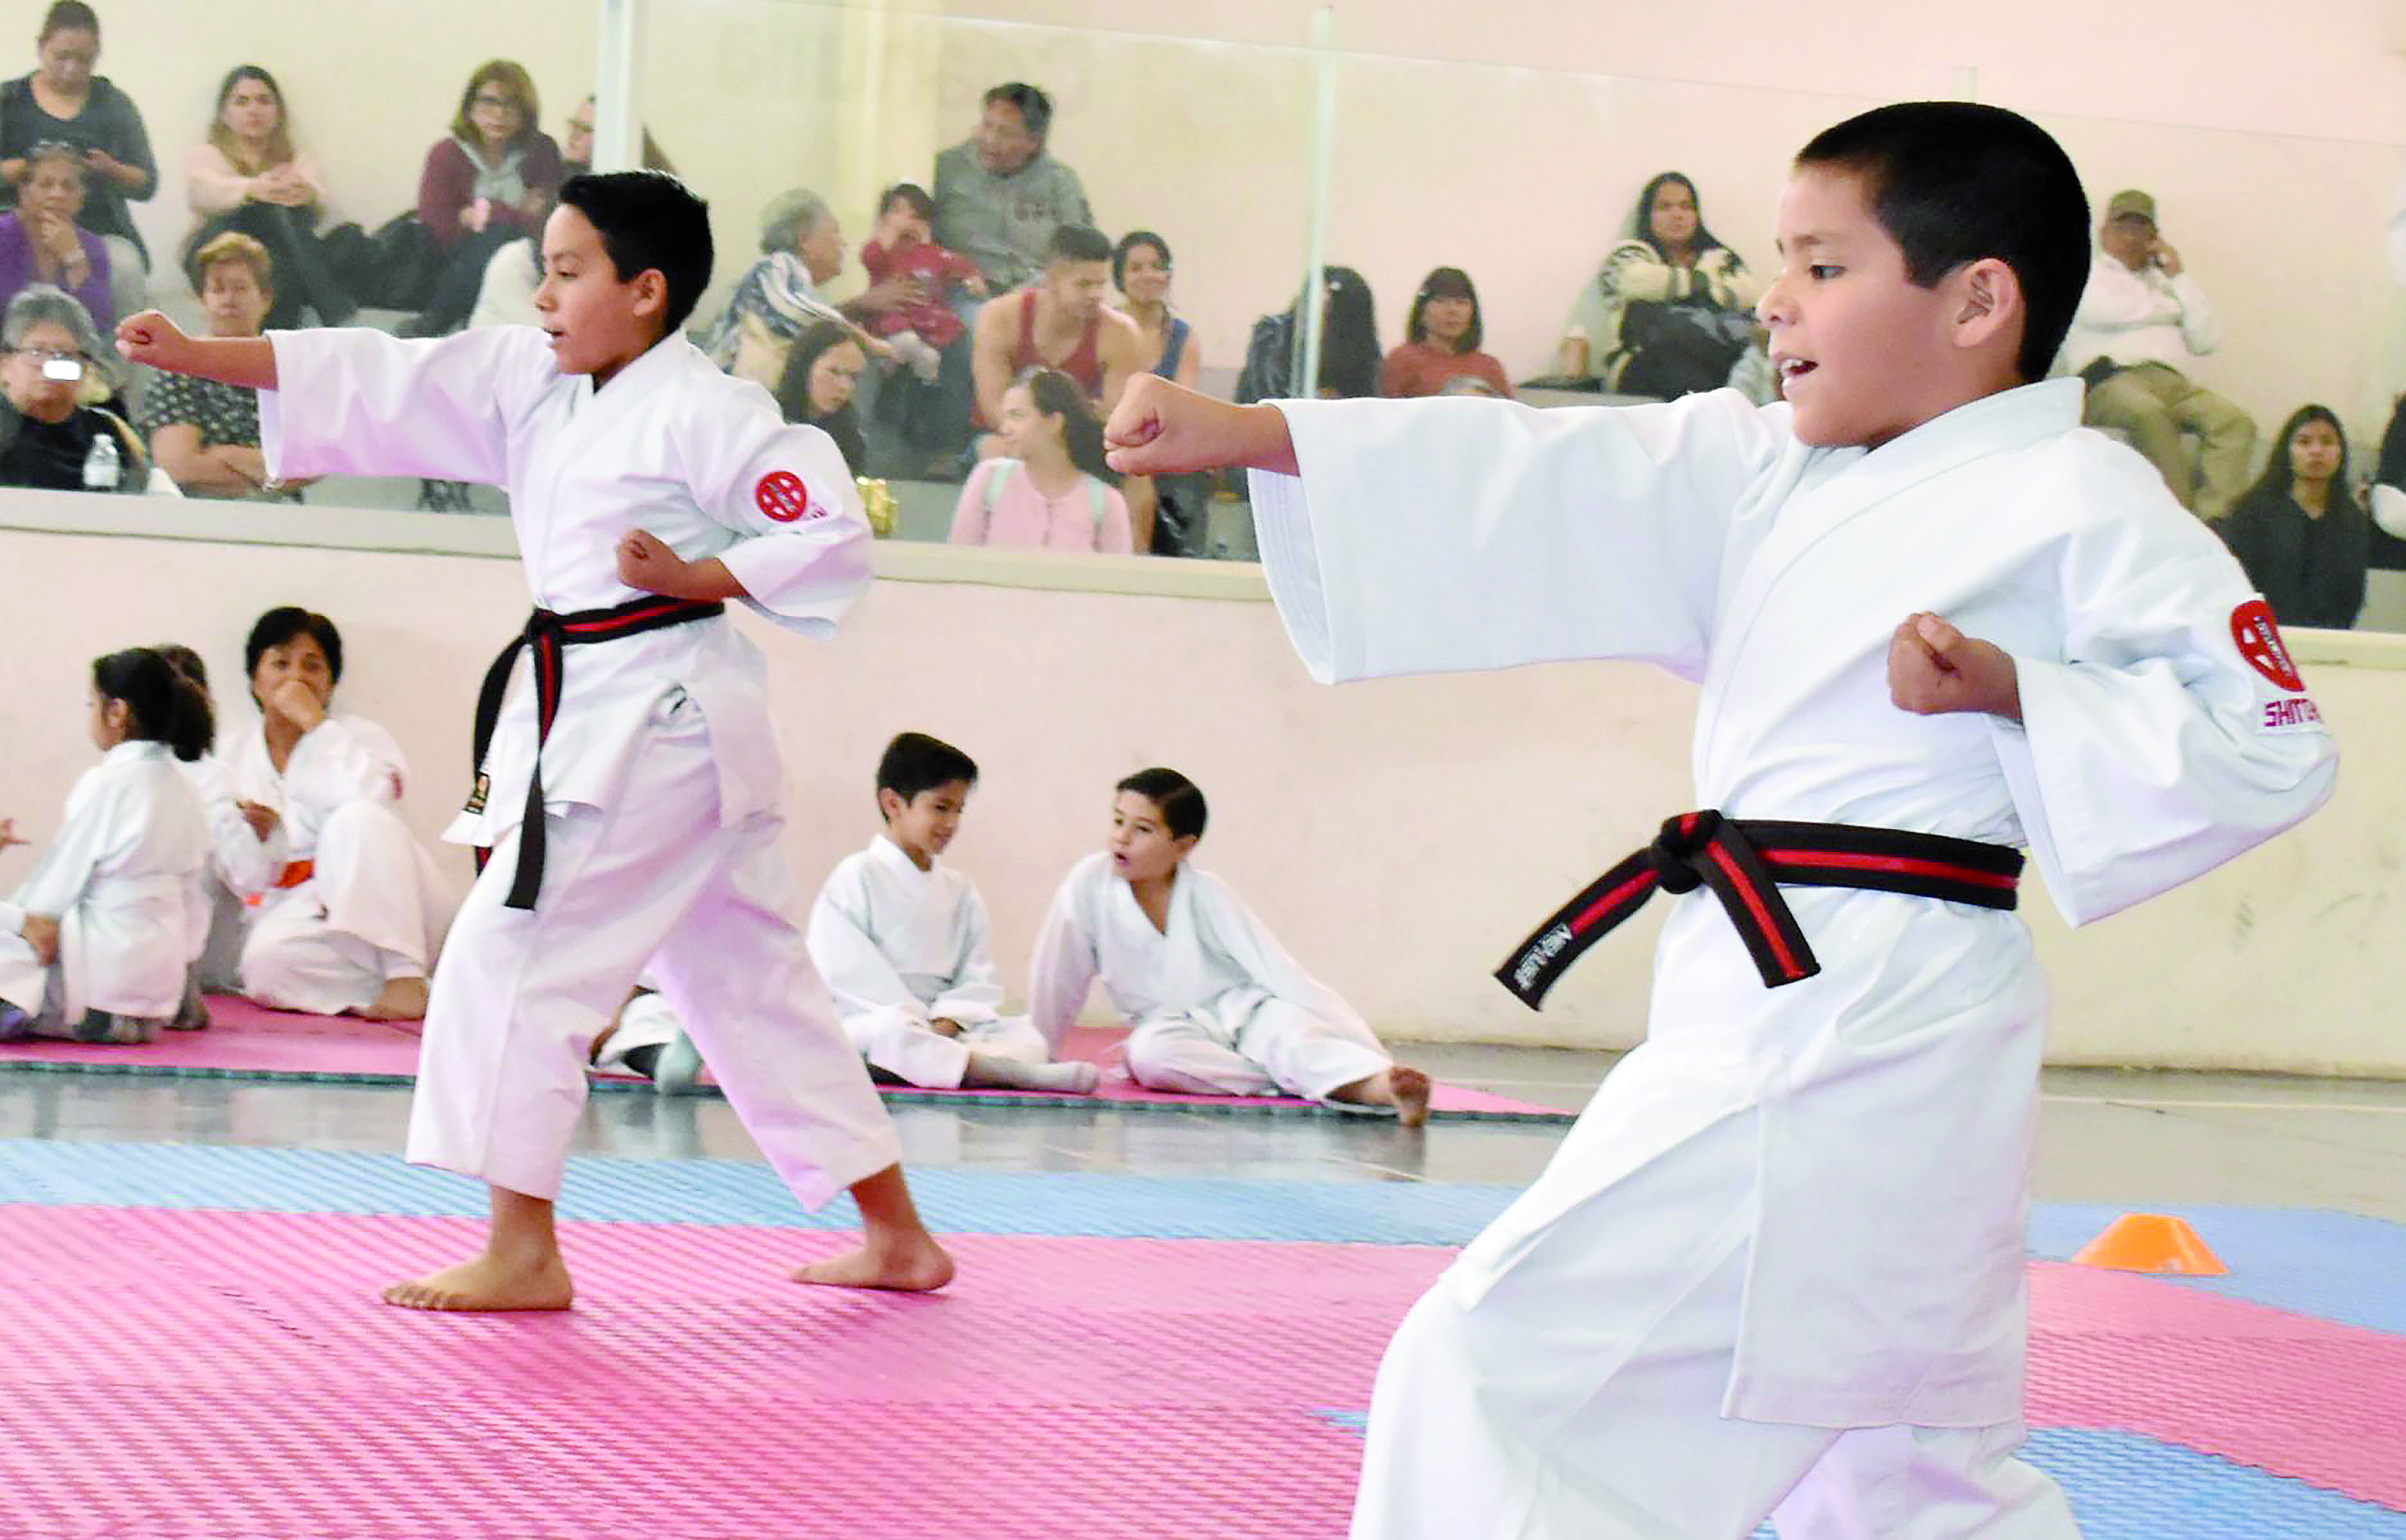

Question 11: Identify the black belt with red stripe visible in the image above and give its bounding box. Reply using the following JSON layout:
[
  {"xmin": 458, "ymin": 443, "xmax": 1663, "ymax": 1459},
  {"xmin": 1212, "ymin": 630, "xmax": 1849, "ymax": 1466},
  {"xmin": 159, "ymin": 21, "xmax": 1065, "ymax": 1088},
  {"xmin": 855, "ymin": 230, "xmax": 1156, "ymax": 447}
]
[
  {"xmin": 471, "ymin": 595, "xmax": 726, "ymax": 910},
  {"xmin": 1496, "ymin": 810, "xmax": 2022, "ymax": 1008}
]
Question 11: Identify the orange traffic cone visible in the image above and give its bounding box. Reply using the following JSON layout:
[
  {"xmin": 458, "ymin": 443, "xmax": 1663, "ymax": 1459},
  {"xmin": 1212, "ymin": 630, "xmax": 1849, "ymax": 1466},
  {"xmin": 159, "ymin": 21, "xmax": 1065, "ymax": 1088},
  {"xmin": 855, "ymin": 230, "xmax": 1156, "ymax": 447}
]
[{"xmin": 2071, "ymin": 1212, "xmax": 2229, "ymax": 1276}]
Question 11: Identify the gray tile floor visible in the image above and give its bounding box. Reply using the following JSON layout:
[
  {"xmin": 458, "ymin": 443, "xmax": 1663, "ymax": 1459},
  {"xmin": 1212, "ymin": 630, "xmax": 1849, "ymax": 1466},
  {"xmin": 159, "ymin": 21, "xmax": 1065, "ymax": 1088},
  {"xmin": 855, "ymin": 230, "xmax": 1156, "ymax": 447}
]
[{"xmin": 5, "ymin": 1044, "xmax": 2401, "ymax": 1221}]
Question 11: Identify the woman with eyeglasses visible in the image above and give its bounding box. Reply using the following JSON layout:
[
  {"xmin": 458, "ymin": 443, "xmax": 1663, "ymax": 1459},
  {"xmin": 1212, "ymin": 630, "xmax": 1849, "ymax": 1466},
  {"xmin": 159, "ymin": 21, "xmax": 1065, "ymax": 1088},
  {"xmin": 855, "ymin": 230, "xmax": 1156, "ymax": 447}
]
[
  {"xmin": 0, "ymin": 140, "xmax": 109, "ymax": 325},
  {"xmin": 0, "ymin": 3, "xmax": 154, "ymax": 326},
  {"xmin": 405, "ymin": 59, "xmax": 561, "ymax": 336},
  {"xmin": 0, "ymin": 282, "xmax": 140, "ymax": 491}
]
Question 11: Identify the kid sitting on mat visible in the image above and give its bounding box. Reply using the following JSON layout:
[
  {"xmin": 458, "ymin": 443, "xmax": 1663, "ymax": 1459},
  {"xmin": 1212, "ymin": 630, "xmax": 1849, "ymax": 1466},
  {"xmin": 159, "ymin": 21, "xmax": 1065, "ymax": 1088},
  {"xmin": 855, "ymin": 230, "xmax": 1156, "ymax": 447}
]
[{"xmin": 1028, "ymin": 765, "xmax": 1428, "ymax": 1123}]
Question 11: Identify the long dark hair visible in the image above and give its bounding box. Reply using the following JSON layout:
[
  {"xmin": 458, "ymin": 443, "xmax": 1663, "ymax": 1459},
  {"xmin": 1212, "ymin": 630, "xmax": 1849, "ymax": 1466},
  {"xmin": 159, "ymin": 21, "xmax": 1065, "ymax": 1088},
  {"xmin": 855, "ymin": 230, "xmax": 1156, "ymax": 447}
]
[
  {"xmin": 771, "ymin": 319, "xmax": 865, "ymax": 473},
  {"xmin": 93, "ymin": 647, "xmax": 213, "ymax": 761},
  {"xmin": 2240, "ymin": 405, "xmax": 2355, "ymax": 514},
  {"xmin": 1287, "ymin": 266, "xmax": 1378, "ymax": 400},
  {"xmin": 1405, "ymin": 266, "xmax": 1482, "ymax": 353},
  {"xmin": 1627, "ymin": 171, "xmax": 1727, "ymax": 263},
  {"xmin": 1015, "ymin": 367, "xmax": 1113, "ymax": 481}
]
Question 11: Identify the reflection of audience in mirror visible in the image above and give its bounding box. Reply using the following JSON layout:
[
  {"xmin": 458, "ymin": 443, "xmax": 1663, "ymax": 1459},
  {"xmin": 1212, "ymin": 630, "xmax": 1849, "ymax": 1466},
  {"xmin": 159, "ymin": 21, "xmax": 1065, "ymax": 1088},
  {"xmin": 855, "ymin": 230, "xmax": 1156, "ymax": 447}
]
[
  {"xmin": 949, "ymin": 367, "xmax": 1131, "ymax": 552},
  {"xmin": 699, "ymin": 188, "xmax": 873, "ymax": 390},
  {"xmin": 2216, "ymin": 406, "xmax": 2370, "ymax": 630},
  {"xmin": 404, "ymin": 59, "xmax": 561, "ymax": 338},
  {"xmin": 143, "ymin": 233, "xmax": 307, "ymax": 501},
  {"xmin": 1558, "ymin": 171, "xmax": 1761, "ymax": 400},
  {"xmin": 0, "ymin": 647, "xmax": 209, "ymax": 1047},
  {"xmin": 157, "ymin": 643, "xmax": 280, "ymax": 996},
  {"xmin": 970, "ymin": 222, "xmax": 1142, "ymax": 445},
  {"xmin": 0, "ymin": 3, "xmax": 154, "ymax": 327},
  {"xmin": 771, "ymin": 317, "xmax": 867, "ymax": 474},
  {"xmin": 556, "ymin": 92, "xmax": 675, "ymax": 182},
  {"xmin": 861, "ymin": 182, "xmax": 984, "ymax": 382},
  {"xmin": 2060, "ymin": 189, "xmax": 2253, "ymax": 521},
  {"xmin": 1236, "ymin": 264, "xmax": 1379, "ymax": 404},
  {"xmin": 1382, "ymin": 266, "xmax": 1511, "ymax": 400},
  {"xmin": 0, "ymin": 283, "xmax": 140, "ymax": 490},
  {"xmin": 933, "ymin": 82, "xmax": 1092, "ymax": 297},
  {"xmin": 1115, "ymin": 229, "xmax": 1209, "ymax": 557},
  {"xmin": 181, "ymin": 65, "xmax": 352, "ymax": 330},
  {"xmin": 0, "ymin": 139, "xmax": 109, "ymax": 325},
  {"xmin": 2359, "ymin": 395, "xmax": 2406, "ymax": 580},
  {"xmin": 230, "ymin": 607, "xmax": 453, "ymax": 1024}
]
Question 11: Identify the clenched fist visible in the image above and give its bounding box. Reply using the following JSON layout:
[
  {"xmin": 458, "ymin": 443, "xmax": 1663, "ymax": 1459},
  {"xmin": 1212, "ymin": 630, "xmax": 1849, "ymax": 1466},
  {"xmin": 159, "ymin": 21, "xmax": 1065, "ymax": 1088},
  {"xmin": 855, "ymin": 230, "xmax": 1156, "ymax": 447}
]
[{"xmin": 1888, "ymin": 613, "xmax": 2021, "ymax": 722}]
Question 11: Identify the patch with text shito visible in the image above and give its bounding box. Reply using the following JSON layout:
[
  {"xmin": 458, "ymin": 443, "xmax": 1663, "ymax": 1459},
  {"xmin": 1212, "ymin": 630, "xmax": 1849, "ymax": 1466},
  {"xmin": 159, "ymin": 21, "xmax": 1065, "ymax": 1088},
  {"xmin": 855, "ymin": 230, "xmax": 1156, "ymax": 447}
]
[
  {"xmin": 2229, "ymin": 600, "xmax": 2304, "ymax": 692},
  {"xmin": 754, "ymin": 469, "xmax": 816, "ymax": 524}
]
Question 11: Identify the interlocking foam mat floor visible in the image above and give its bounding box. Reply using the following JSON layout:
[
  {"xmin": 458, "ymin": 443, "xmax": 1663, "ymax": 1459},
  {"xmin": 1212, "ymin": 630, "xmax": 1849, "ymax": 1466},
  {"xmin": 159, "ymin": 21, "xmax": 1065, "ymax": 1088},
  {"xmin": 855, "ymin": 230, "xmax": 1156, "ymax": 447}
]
[
  {"xmin": 0, "ymin": 1140, "xmax": 2398, "ymax": 1538},
  {"xmin": 0, "ymin": 995, "xmax": 1571, "ymax": 1119}
]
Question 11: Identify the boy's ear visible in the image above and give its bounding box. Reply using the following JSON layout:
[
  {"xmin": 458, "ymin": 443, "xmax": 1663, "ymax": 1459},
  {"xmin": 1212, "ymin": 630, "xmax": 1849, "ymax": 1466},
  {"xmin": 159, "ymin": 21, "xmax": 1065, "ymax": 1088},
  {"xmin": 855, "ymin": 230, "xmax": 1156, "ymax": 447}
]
[
  {"xmin": 1949, "ymin": 257, "xmax": 2023, "ymax": 356},
  {"xmin": 877, "ymin": 787, "xmax": 906, "ymax": 822},
  {"xmin": 1171, "ymin": 833, "xmax": 1199, "ymax": 858},
  {"xmin": 630, "ymin": 266, "xmax": 669, "ymax": 320}
]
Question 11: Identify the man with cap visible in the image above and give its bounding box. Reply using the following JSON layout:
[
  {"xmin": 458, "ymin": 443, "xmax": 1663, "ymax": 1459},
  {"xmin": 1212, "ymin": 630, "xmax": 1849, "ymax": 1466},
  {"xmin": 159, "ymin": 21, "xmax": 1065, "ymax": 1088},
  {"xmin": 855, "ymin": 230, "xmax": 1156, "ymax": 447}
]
[{"xmin": 2060, "ymin": 188, "xmax": 2255, "ymax": 520}]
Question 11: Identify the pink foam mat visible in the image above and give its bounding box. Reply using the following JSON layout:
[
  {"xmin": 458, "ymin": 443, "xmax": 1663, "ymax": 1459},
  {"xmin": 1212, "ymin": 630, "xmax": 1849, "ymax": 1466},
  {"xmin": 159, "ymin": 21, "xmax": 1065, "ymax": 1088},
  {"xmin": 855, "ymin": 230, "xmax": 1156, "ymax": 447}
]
[
  {"xmin": 1, "ymin": 1204, "xmax": 2399, "ymax": 1538},
  {"xmin": 0, "ymin": 994, "xmax": 1570, "ymax": 1117}
]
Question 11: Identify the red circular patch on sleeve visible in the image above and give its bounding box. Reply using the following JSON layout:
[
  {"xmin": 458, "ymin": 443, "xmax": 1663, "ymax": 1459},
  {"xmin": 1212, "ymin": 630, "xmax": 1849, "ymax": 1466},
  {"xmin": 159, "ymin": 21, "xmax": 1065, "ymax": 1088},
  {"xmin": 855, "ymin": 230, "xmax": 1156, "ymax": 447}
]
[
  {"xmin": 754, "ymin": 469, "xmax": 814, "ymax": 524},
  {"xmin": 2229, "ymin": 600, "xmax": 2304, "ymax": 692}
]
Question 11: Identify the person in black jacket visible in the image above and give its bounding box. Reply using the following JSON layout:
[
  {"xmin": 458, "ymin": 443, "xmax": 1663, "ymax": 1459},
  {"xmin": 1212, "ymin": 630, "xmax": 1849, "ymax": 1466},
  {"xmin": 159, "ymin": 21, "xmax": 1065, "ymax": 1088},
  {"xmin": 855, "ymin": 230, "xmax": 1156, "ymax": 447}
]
[{"xmin": 2218, "ymin": 404, "xmax": 2369, "ymax": 630}]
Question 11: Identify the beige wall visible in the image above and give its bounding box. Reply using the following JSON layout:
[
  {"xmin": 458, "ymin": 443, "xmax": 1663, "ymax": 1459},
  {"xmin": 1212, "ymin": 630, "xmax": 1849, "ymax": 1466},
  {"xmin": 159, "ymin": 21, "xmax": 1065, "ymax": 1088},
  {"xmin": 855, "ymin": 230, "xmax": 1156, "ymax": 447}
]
[{"xmin": 3, "ymin": 516, "xmax": 2398, "ymax": 1076}]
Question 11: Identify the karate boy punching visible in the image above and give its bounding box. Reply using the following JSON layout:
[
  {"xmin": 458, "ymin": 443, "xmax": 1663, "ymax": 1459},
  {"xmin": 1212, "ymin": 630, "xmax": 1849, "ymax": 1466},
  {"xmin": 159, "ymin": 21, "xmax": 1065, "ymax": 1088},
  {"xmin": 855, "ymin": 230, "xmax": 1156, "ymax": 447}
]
[
  {"xmin": 1106, "ymin": 104, "xmax": 2335, "ymax": 1536},
  {"xmin": 115, "ymin": 171, "xmax": 954, "ymax": 1311}
]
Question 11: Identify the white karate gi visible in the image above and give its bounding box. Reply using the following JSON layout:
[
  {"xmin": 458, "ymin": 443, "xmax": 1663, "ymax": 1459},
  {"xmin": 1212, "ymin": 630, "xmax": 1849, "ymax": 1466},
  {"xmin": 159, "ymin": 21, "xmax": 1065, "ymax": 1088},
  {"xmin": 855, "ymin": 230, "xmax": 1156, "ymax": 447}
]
[
  {"xmin": 174, "ymin": 751, "xmax": 282, "ymax": 991},
  {"xmin": 261, "ymin": 324, "xmax": 900, "ymax": 1206},
  {"xmin": 229, "ymin": 714, "xmax": 455, "ymax": 1016},
  {"xmin": 1246, "ymin": 384, "xmax": 2338, "ymax": 1538},
  {"xmin": 1028, "ymin": 851, "xmax": 1392, "ymax": 1102},
  {"xmin": 0, "ymin": 741, "xmax": 207, "ymax": 1031},
  {"xmin": 806, "ymin": 835, "xmax": 1047, "ymax": 1089}
]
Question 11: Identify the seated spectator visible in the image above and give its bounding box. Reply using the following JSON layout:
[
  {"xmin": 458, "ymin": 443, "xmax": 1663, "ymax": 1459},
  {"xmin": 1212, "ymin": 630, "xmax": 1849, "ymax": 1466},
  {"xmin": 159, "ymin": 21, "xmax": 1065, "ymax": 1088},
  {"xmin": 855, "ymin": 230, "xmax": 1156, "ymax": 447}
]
[
  {"xmin": 143, "ymin": 233, "xmax": 307, "ymax": 501},
  {"xmin": 934, "ymin": 82, "xmax": 1093, "ymax": 296},
  {"xmin": 698, "ymin": 188, "xmax": 883, "ymax": 389},
  {"xmin": 181, "ymin": 65, "xmax": 352, "ymax": 329},
  {"xmin": 1557, "ymin": 171, "xmax": 1758, "ymax": 400},
  {"xmin": 0, "ymin": 3, "xmax": 154, "ymax": 325},
  {"xmin": 1236, "ymin": 265, "xmax": 1379, "ymax": 403},
  {"xmin": 861, "ymin": 182, "xmax": 984, "ymax": 380},
  {"xmin": 0, "ymin": 139, "xmax": 107, "ymax": 325},
  {"xmin": 2060, "ymin": 189, "xmax": 2253, "ymax": 521},
  {"xmin": 0, "ymin": 283, "xmax": 139, "ymax": 490},
  {"xmin": 948, "ymin": 367, "xmax": 1131, "ymax": 552},
  {"xmin": 556, "ymin": 92, "xmax": 673, "ymax": 180},
  {"xmin": 1113, "ymin": 228, "xmax": 1207, "ymax": 555},
  {"xmin": 2218, "ymin": 406, "xmax": 2370, "ymax": 630},
  {"xmin": 2357, "ymin": 395, "xmax": 2406, "ymax": 575},
  {"xmin": 1383, "ymin": 266, "xmax": 1511, "ymax": 400},
  {"xmin": 771, "ymin": 318, "xmax": 868, "ymax": 474},
  {"xmin": 971, "ymin": 223, "xmax": 1142, "ymax": 440},
  {"xmin": 404, "ymin": 59, "xmax": 560, "ymax": 336}
]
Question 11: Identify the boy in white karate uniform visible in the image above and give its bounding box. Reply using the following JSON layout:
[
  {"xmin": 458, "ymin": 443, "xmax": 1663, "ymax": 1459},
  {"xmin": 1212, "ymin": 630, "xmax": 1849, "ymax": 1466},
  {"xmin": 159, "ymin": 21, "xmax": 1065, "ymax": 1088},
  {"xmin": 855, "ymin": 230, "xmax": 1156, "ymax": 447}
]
[
  {"xmin": 118, "ymin": 170, "xmax": 954, "ymax": 1311},
  {"xmin": 1029, "ymin": 767, "xmax": 1430, "ymax": 1124},
  {"xmin": 1105, "ymin": 105, "xmax": 2337, "ymax": 1537},
  {"xmin": 225, "ymin": 608, "xmax": 454, "ymax": 1021},
  {"xmin": 809, "ymin": 732, "xmax": 1098, "ymax": 1094}
]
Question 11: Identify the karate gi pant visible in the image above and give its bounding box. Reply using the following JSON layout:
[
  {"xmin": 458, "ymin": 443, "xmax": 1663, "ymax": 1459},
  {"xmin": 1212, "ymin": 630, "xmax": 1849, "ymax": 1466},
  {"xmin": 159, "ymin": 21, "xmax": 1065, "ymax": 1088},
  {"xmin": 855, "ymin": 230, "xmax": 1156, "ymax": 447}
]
[
  {"xmin": 193, "ymin": 879, "xmax": 248, "ymax": 994},
  {"xmin": 407, "ymin": 694, "xmax": 900, "ymax": 1205},
  {"xmin": 844, "ymin": 1006, "xmax": 1050, "ymax": 1089},
  {"xmin": 1125, "ymin": 999, "xmax": 1392, "ymax": 1105},
  {"xmin": 241, "ymin": 801, "xmax": 454, "ymax": 1015},
  {"xmin": 1350, "ymin": 1107, "xmax": 2079, "ymax": 1540}
]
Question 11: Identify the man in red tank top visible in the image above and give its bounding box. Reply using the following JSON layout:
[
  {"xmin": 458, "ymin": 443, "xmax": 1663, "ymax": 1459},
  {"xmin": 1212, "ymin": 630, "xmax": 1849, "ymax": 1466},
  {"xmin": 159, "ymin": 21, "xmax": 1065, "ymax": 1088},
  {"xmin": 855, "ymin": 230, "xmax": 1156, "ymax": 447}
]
[{"xmin": 971, "ymin": 223, "xmax": 1144, "ymax": 434}]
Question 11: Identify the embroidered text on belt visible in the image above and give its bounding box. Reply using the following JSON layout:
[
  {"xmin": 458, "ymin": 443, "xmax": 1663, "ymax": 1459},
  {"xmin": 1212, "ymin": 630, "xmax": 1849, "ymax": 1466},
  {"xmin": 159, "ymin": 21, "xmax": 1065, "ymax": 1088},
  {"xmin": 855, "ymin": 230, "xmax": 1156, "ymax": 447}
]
[
  {"xmin": 471, "ymin": 595, "xmax": 725, "ymax": 910},
  {"xmin": 1496, "ymin": 810, "xmax": 2023, "ymax": 1007}
]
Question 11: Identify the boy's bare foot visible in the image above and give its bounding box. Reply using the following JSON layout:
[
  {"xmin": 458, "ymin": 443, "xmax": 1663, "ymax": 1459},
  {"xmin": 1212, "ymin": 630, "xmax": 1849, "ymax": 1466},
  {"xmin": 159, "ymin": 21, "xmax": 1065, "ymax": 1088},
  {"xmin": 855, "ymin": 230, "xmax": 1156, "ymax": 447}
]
[
  {"xmin": 381, "ymin": 1249, "xmax": 575, "ymax": 1312},
  {"xmin": 1390, "ymin": 1066, "xmax": 1433, "ymax": 1129},
  {"xmin": 964, "ymin": 1053, "xmax": 1102, "ymax": 1094},
  {"xmin": 356, "ymin": 976, "xmax": 429, "ymax": 1022},
  {"xmin": 792, "ymin": 1229, "xmax": 956, "ymax": 1292}
]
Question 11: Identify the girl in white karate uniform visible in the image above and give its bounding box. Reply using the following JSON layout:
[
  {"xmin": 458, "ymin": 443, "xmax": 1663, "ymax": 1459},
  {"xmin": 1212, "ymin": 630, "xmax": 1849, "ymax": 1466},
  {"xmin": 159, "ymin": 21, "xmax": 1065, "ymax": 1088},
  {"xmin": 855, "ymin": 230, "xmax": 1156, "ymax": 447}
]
[
  {"xmin": 1102, "ymin": 104, "xmax": 2338, "ymax": 1539},
  {"xmin": 1029, "ymin": 767, "xmax": 1429, "ymax": 1124},
  {"xmin": 0, "ymin": 648, "xmax": 211, "ymax": 1045},
  {"xmin": 227, "ymin": 607, "xmax": 455, "ymax": 1021},
  {"xmin": 158, "ymin": 643, "xmax": 282, "ymax": 995}
]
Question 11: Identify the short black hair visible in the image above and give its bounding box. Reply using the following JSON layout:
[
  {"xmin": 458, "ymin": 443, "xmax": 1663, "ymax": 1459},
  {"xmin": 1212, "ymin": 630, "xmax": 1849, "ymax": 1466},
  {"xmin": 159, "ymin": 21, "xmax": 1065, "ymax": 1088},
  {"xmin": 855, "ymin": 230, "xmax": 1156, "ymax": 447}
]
[
  {"xmin": 1115, "ymin": 766, "xmax": 1206, "ymax": 842},
  {"xmin": 1046, "ymin": 223, "xmax": 1112, "ymax": 268},
  {"xmin": 983, "ymin": 82, "xmax": 1053, "ymax": 142},
  {"xmin": 557, "ymin": 170, "xmax": 715, "ymax": 338},
  {"xmin": 878, "ymin": 732, "xmax": 979, "ymax": 809},
  {"xmin": 93, "ymin": 647, "xmax": 213, "ymax": 761},
  {"xmin": 1112, "ymin": 229, "xmax": 1170, "ymax": 292},
  {"xmin": 879, "ymin": 182, "xmax": 934, "ymax": 221},
  {"xmin": 244, "ymin": 606, "xmax": 343, "ymax": 686},
  {"xmin": 1794, "ymin": 102, "xmax": 2089, "ymax": 384}
]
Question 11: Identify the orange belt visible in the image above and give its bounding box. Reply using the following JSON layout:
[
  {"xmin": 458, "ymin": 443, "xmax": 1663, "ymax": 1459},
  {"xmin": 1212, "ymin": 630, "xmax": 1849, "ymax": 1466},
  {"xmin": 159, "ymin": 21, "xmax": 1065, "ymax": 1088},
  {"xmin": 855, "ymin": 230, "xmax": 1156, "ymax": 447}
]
[{"xmin": 273, "ymin": 860, "xmax": 314, "ymax": 889}]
